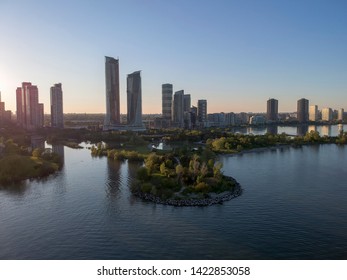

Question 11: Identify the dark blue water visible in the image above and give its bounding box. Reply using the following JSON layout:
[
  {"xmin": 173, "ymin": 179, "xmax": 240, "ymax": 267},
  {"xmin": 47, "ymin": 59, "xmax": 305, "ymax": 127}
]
[{"xmin": 0, "ymin": 143, "xmax": 346, "ymax": 259}]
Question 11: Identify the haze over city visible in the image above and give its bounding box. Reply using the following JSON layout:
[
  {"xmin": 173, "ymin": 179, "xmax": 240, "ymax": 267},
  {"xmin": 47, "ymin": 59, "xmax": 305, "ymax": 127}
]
[{"xmin": 0, "ymin": 0, "xmax": 346, "ymax": 114}]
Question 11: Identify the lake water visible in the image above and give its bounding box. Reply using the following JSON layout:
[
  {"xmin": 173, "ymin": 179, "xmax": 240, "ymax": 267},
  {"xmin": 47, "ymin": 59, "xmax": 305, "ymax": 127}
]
[
  {"xmin": 233, "ymin": 124, "xmax": 347, "ymax": 136},
  {"xmin": 0, "ymin": 142, "xmax": 346, "ymax": 259}
]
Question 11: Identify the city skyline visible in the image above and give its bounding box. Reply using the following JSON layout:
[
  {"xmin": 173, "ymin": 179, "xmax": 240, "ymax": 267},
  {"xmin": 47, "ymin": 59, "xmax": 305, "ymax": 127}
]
[{"xmin": 0, "ymin": 1, "xmax": 346, "ymax": 114}]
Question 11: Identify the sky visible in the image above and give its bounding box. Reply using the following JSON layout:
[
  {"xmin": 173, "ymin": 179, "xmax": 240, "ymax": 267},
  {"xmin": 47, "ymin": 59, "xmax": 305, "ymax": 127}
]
[{"xmin": 0, "ymin": 0, "xmax": 346, "ymax": 114}]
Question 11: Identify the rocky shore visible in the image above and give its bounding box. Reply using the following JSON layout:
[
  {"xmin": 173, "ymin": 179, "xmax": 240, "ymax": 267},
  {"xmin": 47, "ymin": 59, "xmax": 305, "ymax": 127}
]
[{"xmin": 132, "ymin": 178, "xmax": 242, "ymax": 207}]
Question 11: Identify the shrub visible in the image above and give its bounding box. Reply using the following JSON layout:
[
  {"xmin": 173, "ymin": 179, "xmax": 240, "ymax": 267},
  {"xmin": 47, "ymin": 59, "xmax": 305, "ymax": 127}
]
[
  {"xmin": 195, "ymin": 182, "xmax": 210, "ymax": 193},
  {"xmin": 140, "ymin": 183, "xmax": 153, "ymax": 193},
  {"xmin": 137, "ymin": 166, "xmax": 150, "ymax": 182}
]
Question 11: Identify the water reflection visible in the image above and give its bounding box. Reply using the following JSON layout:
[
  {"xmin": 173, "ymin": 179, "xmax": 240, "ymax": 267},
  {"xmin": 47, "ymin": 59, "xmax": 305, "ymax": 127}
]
[
  {"xmin": 247, "ymin": 126, "xmax": 266, "ymax": 135},
  {"xmin": 320, "ymin": 126, "xmax": 331, "ymax": 136},
  {"xmin": 230, "ymin": 124, "xmax": 346, "ymax": 137},
  {"xmin": 297, "ymin": 125, "xmax": 308, "ymax": 136},
  {"xmin": 106, "ymin": 159, "xmax": 122, "ymax": 199},
  {"xmin": 308, "ymin": 125, "xmax": 316, "ymax": 133},
  {"xmin": 0, "ymin": 181, "xmax": 29, "ymax": 196},
  {"xmin": 52, "ymin": 144, "xmax": 65, "ymax": 163},
  {"xmin": 267, "ymin": 126, "xmax": 278, "ymax": 135}
]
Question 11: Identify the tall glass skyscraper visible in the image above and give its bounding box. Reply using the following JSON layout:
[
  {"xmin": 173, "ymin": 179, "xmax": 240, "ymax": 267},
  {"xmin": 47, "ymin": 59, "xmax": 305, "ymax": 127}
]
[
  {"xmin": 50, "ymin": 83, "xmax": 64, "ymax": 128},
  {"xmin": 127, "ymin": 71, "xmax": 143, "ymax": 127},
  {"xmin": 172, "ymin": 90, "xmax": 184, "ymax": 127},
  {"xmin": 162, "ymin": 83, "xmax": 173, "ymax": 119},
  {"xmin": 297, "ymin": 98, "xmax": 309, "ymax": 123},
  {"xmin": 104, "ymin": 56, "xmax": 120, "ymax": 127},
  {"xmin": 267, "ymin": 98, "xmax": 278, "ymax": 121}
]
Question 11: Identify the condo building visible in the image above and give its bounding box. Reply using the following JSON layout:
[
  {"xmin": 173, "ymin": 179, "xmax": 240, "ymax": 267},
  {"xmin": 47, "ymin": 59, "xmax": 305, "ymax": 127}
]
[
  {"xmin": 162, "ymin": 83, "xmax": 173, "ymax": 119},
  {"xmin": 266, "ymin": 98, "xmax": 278, "ymax": 121},
  {"xmin": 127, "ymin": 71, "xmax": 143, "ymax": 127},
  {"xmin": 197, "ymin": 99, "xmax": 207, "ymax": 123},
  {"xmin": 16, "ymin": 87, "xmax": 23, "ymax": 125},
  {"xmin": 338, "ymin": 108, "xmax": 344, "ymax": 121},
  {"xmin": 322, "ymin": 107, "xmax": 333, "ymax": 121},
  {"xmin": 104, "ymin": 56, "xmax": 120, "ymax": 127},
  {"xmin": 50, "ymin": 83, "xmax": 64, "ymax": 128},
  {"xmin": 309, "ymin": 105, "xmax": 318, "ymax": 121},
  {"xmin": 183, "ymin": 94, "xmax": 191, "ymax": 113},
  {"xmin": 172, "ymin": 90, "xmax": 184, "ymax": 127},
  {"xmin": 297, "ymin": 98, "xmax": 309, "ymax": 123},
  {"xmin": 16, "ymin": 82, "xmax": 43, "ymax": 129}
]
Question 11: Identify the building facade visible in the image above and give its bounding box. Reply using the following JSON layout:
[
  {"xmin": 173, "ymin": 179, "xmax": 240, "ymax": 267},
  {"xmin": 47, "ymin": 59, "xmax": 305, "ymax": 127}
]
[
  {"xmin": 197, "ymin": 99, "xmax": 207, "ymax": 124},
  {"xmin": 225, "ymin": 112, "xmax": 236, "ymax": 126},
  {"xmin": 15, "ymin": 82, "xmax": 43, "ymax": 129},
  {"xmin": 21, "ymin": 82, "xmax": 32, "ymax": 126},
  {"xmin": 38, "ymin": 103, "xmax": 44, "ymax": 127},
  {"xmin": 104, "ymin": 56, "xmax": 120, "ymax": 127},
  {"xmin": 183, "ymin": 94, "xmax": 191, "ymax": 113},
  {"xmin": 309, "ymin": 105, "xmax": 318, "ymax": 121},
  {"xmin": 16, "ymin": 87, "xmax": 23, "ymax": 125},
  {"xmin": 266, "ymin": 98, "xmax": 278, "ymax": 121},
  {"xmin": 338, "ymin": 108, "xmax": 344, "ymax": 121},
  {"xmin": 322, "ymin": 107, "xmax": 333, "ymax": 121},
  {"xmin": 297, "ymin": 98, "xmax": 309, "ymax": 123},
  {"xmin": 50, "ymin": 83, "xmax": 64, "ymax": 128},
  {"xmin": 127, "ymin": 71, "xmax": 143, "ymax": 127},
  {"xmin": 162, "ymin": 83, "xmax": 172, "ymax": 119},
  {"xmin": 25, "ymin": 85, "xmax": 40, "ymax": 129},
  {"xmin": 172, "ymin": 90, "xmax": 184, "ymax": 127}
]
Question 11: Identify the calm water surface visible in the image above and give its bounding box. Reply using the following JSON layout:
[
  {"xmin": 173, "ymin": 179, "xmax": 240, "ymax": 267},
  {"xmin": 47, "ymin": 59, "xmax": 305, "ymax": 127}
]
[
  {"xmin": 234, "ymin": 124, "xmax": 347, "ymax": 136},
  {"xmin": 0, "ymin": 143, "xmax": 346, "ymax": 259}
]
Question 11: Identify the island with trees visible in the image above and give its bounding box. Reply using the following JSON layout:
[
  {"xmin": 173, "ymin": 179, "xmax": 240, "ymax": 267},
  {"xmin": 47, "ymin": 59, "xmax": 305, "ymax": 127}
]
[{"xmin": 91, "ymin": 143, "xmax": 242, "ymax": 206}]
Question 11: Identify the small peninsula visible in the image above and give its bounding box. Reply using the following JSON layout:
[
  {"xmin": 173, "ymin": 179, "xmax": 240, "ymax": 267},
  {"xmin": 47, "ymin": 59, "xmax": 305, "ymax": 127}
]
[
  {"xmin": 0, "ymin": 138, "xmax": 63, "ymax": 185},
  {"xmin": 91, "ymin": 143, "xmax": 242, "ymax": 206}
]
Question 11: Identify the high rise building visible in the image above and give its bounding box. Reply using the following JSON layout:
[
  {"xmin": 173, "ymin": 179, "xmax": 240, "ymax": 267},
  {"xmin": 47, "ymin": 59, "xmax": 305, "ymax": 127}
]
[
  {"xmin": 183, "ymin": 94, "xmax": 191, "ymax": 113},
  {"xmin": 162, "ymin": 84, "xmax": 173, "ymax": 119},
  {"xmin": 0, "ymin": 100, "xmax": 4, "ymax": 121},
  {"xmin": 197, "ymin": 99, "xmax": 207, "ymax": 123},
  {"xmin": 15, "ymin": 82, "xmax": 43, "ymax": 129},
  {"xmin": 266, "ymin": 98, "xmax": 278, "ymax": 121},
  {"xmin": 297, "ymin": 98, "xmax": 309, "ymax": 123},
  {"xmin": 21, "ymin": 82, "xmax": 32, "ymax": 126},
  {"xmin": 38, "ymin": 103, "xmax": 44, "ymax": 127},
  {"xmin": 127, "ymin": 71, "xmax": 143, "ymax": 127},
  {"xmin": 172, "ymin": 90, "xmax": 184, "ymax": 127},
  {"xmin": 26, "ymin": 85, "xmax": 39, "ymax": 129},
  {"xmin": 322, "ymin": 107, "xmax": 333, "ymax": 121},
  {"xmin": 338, "ymin": 108, "xmax": 344, "ymax": 121},
  {"xmin": 50, "ymin": 83, "xmax": 64, "ymax": 128},
  {"xmin": 309, "ymin": 105, "xmax": 318, "ymax": 121},
  {"xmin": 104, "ymin": 56, "xmax": 120, "ymax": 127},
  {"xmin": 16, "ymin": 87, "xmax": 23, "ymax": 124},
  {"xmin": 190, "ymin": 106, "xmax": 197, "ymax": 128}
]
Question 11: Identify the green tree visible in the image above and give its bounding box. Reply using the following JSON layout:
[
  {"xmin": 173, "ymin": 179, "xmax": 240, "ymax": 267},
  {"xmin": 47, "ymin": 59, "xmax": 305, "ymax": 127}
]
[
  {"xmin": 32, "ymin": 148, "xmax": 44, "ymax": 158},
  {"xmin": 213, "ymin": 162, "xmax": 223, "ymax": 180},
  {"xmin": 137, "ymin": 166, "xmax": 150, "ymax": 182},
  {"xmin": 160, "ymin": 162, "xmax": 168, "ymax": 176}
]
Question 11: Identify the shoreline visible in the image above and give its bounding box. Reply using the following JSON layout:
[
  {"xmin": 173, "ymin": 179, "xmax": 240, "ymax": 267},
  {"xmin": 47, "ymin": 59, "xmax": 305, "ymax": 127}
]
[
  {"xmin": 225, "ymin": 144, "xmax": 292, "ymax": 156},
  {"xmin": 132, "ymin": 176, "xmax": 242, "ymax": 207}
]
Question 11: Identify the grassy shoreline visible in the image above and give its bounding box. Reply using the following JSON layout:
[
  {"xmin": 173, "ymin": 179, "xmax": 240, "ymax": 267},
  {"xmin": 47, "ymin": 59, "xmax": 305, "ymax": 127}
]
[{"xmin": 0, "ymin": 154, "xmax": 62, "ymax": 185}]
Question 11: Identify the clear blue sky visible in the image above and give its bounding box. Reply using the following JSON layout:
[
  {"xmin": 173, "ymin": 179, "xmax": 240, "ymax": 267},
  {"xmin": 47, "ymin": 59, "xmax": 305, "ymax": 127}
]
[{"xmin": 0, "ymin": 0, "xmax": 346, "ymax": 114}]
